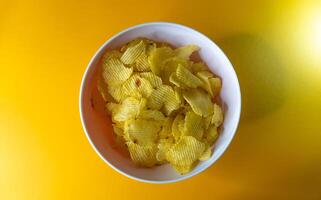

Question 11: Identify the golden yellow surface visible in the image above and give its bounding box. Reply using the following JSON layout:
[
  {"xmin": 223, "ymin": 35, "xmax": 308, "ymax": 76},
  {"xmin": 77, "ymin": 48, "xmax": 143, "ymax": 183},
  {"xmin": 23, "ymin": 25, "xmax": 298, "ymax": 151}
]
[{"xmin": 1, "ymin": 0, "xmax": 321, "ymax": 199}]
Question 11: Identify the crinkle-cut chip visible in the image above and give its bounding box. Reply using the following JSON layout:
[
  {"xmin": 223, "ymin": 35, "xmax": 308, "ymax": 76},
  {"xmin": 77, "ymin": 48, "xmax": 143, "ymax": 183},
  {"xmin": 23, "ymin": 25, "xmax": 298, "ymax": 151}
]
[
  {"xmin": 113, "ymin": 97, "xmax": 145, "ymax": 122},
  {"xmin": 106, "ymin": 102, "xmax": 118, "ymax": 115},
  {"xmin": 199, "ymin": 146, "xmax": 212, "ymax": 161},
  {"xmin": 162, "ymin": 89, "xmax": 181, "ymax": 116},
  {"xmin": 127, "ymin": 142, "xmax": 158, "ymax": 167},
  {"xmin": 140, "ymin": 72, "xmax": 162, "ymax": 88},
  {"xmin": 147, "ymin": 85, "xmax": 179, "ymax": 114},
  {"xmin": 178, "ymin": 119, "xmax": 185, "ymax": 134},
  {"xmin": 203, "ymin": 125, "xmax": 218, "ymax": 145},
  {"xmin": 107, "ymin": 86, "xmax": 127, "ymax": 102},
  {"xmin": 159, "ymin": 117, "xmax": 174, "ymax": 139},
  {"xmin": 169, "ymin": 73, "xmax": 186, "ymax": 88},
  {"xmin": 174, "ymin": 87, "xmax": 183, "ymax": 104},
  {"xmin": 162, "ymin": 57, "xmax": 190, "ymax": 84},
  {"xmin": 120, "ymin": 38, "xmax": 142, "ymax": 52},
  {"xmin": 97, "ymin": 76, "xmax": 112, "ymax": 102},
  {"xmin": 172, "ymin": 114, "xmax": 184, "ymax": 141},
  {"xmin": 138, "ymin": 110, "xmax": 165, "ymax": 121},
  {"xmin": 172, "ymin": 164, "xmax": 194, "ymax": 175},
  {"xmin": 211, "ymin": 104, "xmax": 223, "ymax": 127},
  {"xmin": 197, "ymin": 71, "xmax": 215, "ymax": 96},
  {"xmin": 121, "ymin": 41, "xmax": 145, "ymax": 64},
  {"xmin": 122, "ymin": 74, "xmax": 153, "ymax": 98},
  {"xmin": 174, "ymin": 45, "xmax": 199, "ymax": 59},
  {"xmin": 112, "ymin": 124, "xmax": 124, "ymax": 136},
  {"xmin": 166, "ymin": 136, "xmax": 205, "ymax": 172},
  {"xmin": 135, "ymin": 53, "xmax": 150, "ymax": 72},
  {"xmin": 204, "ymin": 115, "xmax": 212, "ymax": 130},
  {"xmin": 156, "ymin": 138, "xmax": 174, "ymax": 163},
  {"xmin": 125, "ymin": 119, "xmax": 161, "ymax": 145},
  {"xmin": 191, "ymin": 62, "xmax": 208, "ymax": 74},
  {"xmin": 102, "ymin": 57, "xmax": 133, "ymax": 86},
  {"xmin": 102, "ymin": 50, "xmax": 122, "ymax": 61},
  {"xmin": 209, "ymin": 77, "xmax": 222, "ymax": 97},
  {"xmin": 183, "ymin": 88, "xmax": 214, "ymax": 117},
  {"xmin": 173, "ymin": 65, "xmax": 203, "ymax": 88},
  {"xmin": 148, "ymin": 47, "xmax": 174, "ymax": 75},
  {"xmin": 183, "ymin": 111, "xmax": 204, "ymax": 140}
]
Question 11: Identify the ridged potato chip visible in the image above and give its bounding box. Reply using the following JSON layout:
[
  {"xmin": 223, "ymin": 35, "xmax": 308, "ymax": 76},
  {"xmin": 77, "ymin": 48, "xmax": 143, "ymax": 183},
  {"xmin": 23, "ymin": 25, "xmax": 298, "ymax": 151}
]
[
  {"xmin": 183, "ymin": 111, "xmax": 204, "ymax": 140},
  {"xmin": 121, "ymin": 41, "xmax": 145, "ymax": 65},
  {"xmin": 170, "ymin": 64, "xmax": 202, "ymax": 88},
  {"xmin": 166, "ymin": 136, "xmax": 205, "ymax": 174},
  {"xmin": 211, "ymin": 104, "xmax": 223, "ymax": 127},
  {"xmin": 102, "ymin": 57, "xmax": 133, "ymax": 86},
  {"xmin": 174, "ymin": 45, "xmax": 199, "ymax": 60},
  {"xmin": 125, "ymin": 119, "xmax": 161, "ymax": 145},
  {"xmin": 98, "ymin": 39, "xmax": 223, "ymax": 173},
  {"xmin": 183, "ymin": 88, "xmax": 214, "ymax": 117},
  {"xmin": 127, "ymin": 142, "xmax": 158, "ymax": 167},
  {"xmin": 139, "ymin": 72, "xmax": 162, "ymax": 88},
  {"xmin": 148, "ymin": 47, "xmax": 174, "ymax": 75}
]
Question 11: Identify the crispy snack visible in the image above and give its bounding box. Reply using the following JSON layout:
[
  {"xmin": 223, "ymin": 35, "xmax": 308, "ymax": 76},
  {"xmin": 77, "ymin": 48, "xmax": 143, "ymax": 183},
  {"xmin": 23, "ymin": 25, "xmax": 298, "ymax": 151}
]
[{"xmin": 97, "ymin": 38, "xmax": 224, "ymax": 174}]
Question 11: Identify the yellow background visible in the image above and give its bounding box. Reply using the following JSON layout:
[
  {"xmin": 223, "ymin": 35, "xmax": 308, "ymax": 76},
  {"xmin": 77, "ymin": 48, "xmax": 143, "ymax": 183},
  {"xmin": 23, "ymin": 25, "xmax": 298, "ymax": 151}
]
[{"xmin": 1, "ymin": 0, "xmax": 321, "ymax": 199}]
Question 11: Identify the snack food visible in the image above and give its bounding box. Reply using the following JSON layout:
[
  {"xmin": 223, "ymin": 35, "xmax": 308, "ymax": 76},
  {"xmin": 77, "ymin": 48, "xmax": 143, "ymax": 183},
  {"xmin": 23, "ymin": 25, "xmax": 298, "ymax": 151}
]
[{"xmin": 98, "ymin": 38, "xmax": 223, "ymax": 174}]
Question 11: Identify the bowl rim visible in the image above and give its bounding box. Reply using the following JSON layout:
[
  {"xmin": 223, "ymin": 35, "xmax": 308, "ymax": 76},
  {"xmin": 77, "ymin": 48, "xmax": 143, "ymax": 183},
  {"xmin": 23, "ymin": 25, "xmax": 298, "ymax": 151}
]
[{"xmin": 79, "ymin": 22, "xmax": 242, "ymax": 184}]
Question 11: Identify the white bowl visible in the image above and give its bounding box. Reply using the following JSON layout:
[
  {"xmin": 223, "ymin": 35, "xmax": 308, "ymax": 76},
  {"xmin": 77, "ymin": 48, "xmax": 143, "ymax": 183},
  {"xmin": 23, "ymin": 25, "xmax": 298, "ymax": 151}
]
[{"xmin": 79, "ymin": 22, "xmax": 241, "ymax": 184}]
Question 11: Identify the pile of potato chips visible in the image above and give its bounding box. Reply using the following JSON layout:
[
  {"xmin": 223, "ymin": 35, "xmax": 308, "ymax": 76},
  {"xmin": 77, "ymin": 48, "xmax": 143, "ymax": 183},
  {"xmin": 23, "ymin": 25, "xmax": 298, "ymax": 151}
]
[{"xmin": 98, "ymin": 38, "xmax": 223, "ymax": 174}]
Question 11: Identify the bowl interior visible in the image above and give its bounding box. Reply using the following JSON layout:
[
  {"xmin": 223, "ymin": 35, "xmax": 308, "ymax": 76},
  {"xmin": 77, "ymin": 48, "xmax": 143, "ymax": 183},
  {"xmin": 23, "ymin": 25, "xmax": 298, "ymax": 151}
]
[{"xmin": 80, "ymin": 23, "xmax": 241, "ymax": 183}]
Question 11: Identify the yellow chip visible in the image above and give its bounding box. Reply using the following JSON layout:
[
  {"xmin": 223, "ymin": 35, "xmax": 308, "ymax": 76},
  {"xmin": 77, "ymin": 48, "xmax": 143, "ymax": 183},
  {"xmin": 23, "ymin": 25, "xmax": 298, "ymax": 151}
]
[
  {"xmin": 156, "ymin": 138, "xmax": 174, "ymax": 163},
  {"xmin": 122, "ymin": 74, "xmax": 154, "ymax": 98},
  {"xmin": 183, "ymin": 111, "xmax": 204, "ymax": 140},
  {"xmin": 211, "ymin": 104, "xmax": 223, "ymax": 127},
  {"xmin": 121, "ymin": 40, "xmax": 145, "ymax": 65},
  {"xmin": 107, "ymin": 85, "xmax": 128, "ymax": 102},
  {"xmin": 203, "ymin": 125, "xmax": 219, "ymax": 146},
  {"xmin": 174, "ymin": 45, "xmax": 199, "ymax": 59},
  {"xmin": 148, "ymin": 47, "xmax": 174, "ymax": 75},
  {"xmin": 162, "ymin": 57, "xmax": 190, "ymax": 84},
  {"xmin": 125, "ymin": 119, "xmax": 161, "ymax": 145},
  {"xmin": 199, "ymin": 146, "xmax": 212, "ymax": 161},
  {"xmin": 209, "ymin": 77, "xmax": 222, "ymax": 97},
  {"xmin": 196, "ymin": 70, "xmax": 214, "ymax": 96},
  {"xmin": 97, "ymin": 76, "xmax": 112, "ymax": 102},
  {"xmin": 139, "ymin": 72, "xmax": 162, "ymax": 88},
  {"xmin": 112, "ymin": 97, "xmax": 146, "ymax": 122},
  {"xmin": 112, "ymin": 124, "xmax": 124, "ymax": 136},
  {"xmin": 190, "ymin": 62, "xmax": 207, "ymax": 73},
  {"xmin": 171, "ymin": 114, "xmax": 184, "ymax": 141},
  {"xmin": 166, "ymin": 136, "xmax": 205, "ymax": 173},
  {"xmin": 102, "ymin": 57, "xmax": 133, "ymax": 86},
  {"xmin": 171, "ymin": 65, "xmax": 202, "ymax": 88},
  {"xmin": 102, "ymin": 50, "xmax": 122, "ymax": 61},
  {"xmin": 183, "ymin": 88, "xmax": 214, "ymax": 117},
  {"xmin": 127, "ymin": 142, "xmax": 158, "ymax": 167},
  {"xmin": 159, "ymin": 117, "xmax": 174, "ymax": 139},
  {"xmin": 135, "ymin": 52, "xmax": 150, "ymax": 72},
  {"xmin": 106, "ymin": 102, "xmax": 118, "ymax": 116},
  {"xmin": 138, "ymin": 109, "xmax": 165, "ymax": 121}
]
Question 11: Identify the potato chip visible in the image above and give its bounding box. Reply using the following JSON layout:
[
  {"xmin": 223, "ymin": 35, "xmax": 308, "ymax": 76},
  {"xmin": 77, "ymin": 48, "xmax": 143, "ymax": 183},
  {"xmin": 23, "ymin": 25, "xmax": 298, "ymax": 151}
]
[
  {"xmin": 209, "ymin": 77, "xmax": 222, "ymax": 97},
  {"xmin": 97, "ymin": 76, "xmax": 112, "ymax": 102},
  {"xmin": 127, "ymin": 142, "xmax": 158, "ymax": 167},
  {"xmin": 121, "ymin": 40, "xmax": 145, "ymax": 65},
  {"xmin": 107, "ymin": 85, "xmax": 128, "ymax": 102},
  {"xmin": 171, "ymin": 114, "xmax": 184, "ymax": 141},
  {"xmin": 191, "ymin": 62, "xmax": 208, "ymax": 73},
  {"xmin": 182, "ymin": 111, "xmax": 204, "ymax": 140},
  {"xmin": 159, "ymin": 117, "xmax": 174, "ymax": 139},
  {"xmin": 162, "ymin": 57, "xmax": 190, "ymax": 84},
  {"xmin": 174, "ymin": 45, "xmax": 199, "ymax": 59},
  {"xmin": 112, "ymin": 124, "xmax": 124, "ymax": 136},
  {"xmin": 125, "ymin": 119, "xmax": 161, "ymax": 145},
  {"xmin": 166, "ymin": 136, "xmax": 205, "ymax": 173},
  {"xmin": 113, "ymin": 97, "xmax": 145, "ymax": 122},
  {"xmin": 156, "ymin": 138, "xmax": 174, "ymax": 163},
  {"xmin": 139, "ymin": 72, "xmax": 162, "ymax": 88},
  {"xmin": 172, "ymin": 64, "xmax": 202, "ymax": 88},
  {"xmin": 106, "ymin": 102, "xmax": 118, "ymax": 116},
  {"xmin": 199, "ymin": 146, "xmax": 212, "ymax": 161},
  {"xmin": 197, "ymin": 70, "xmax": 214, "ymax": 96},
  {"xmin": 122, "ymin": 74, "xmax": 153, "ymax": 98},
  {"xmin": 148, "ymin": 47, "xmax": 174, "ymax": 75},
  {"xmin": 138, "ymin": 109, "xmax": 165, "ymax": 121},
  {"xmin": 203, "ymin": 125, "xmax": 219, "ymax": 146},
  {"xmin": 183, "ymin": 88, "xmax": 214, "ymax": 117},
  {"xmin": 211, "ymin": 104, "xmax": 223, "ymax": 127},
  {"xmin": 102, "ymin": 57, "xmax": 133, "ymax": 86},
  {"xmin": 102, "ymin": 50, "xmax": 122, "ymax": 61}
]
